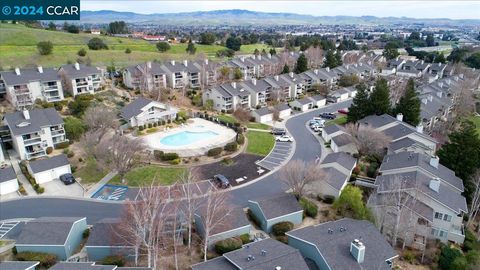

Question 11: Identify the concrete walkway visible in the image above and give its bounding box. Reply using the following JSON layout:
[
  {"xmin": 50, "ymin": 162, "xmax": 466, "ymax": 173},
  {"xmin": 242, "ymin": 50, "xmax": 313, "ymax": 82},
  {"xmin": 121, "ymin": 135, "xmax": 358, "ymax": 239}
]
[
  {"xmin": 7, "ymin": 151, "xmax": 35, "ymax": 195},
  {"xmin": 85, "ymin": 171, "xmax": 118, "ymax": 198}
]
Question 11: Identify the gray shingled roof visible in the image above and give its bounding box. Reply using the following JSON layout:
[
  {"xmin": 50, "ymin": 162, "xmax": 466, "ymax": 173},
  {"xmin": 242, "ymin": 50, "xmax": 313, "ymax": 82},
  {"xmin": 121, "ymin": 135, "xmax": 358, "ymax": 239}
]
[
  {"xmin": 309, "ymin": 95, "xmax": 326, "ymax": 102},
  {"xmin": 322, "ymin": 167, "xmax": 349, "ymax": 191},
  {"xmin": 117, "ymin": 268, "xmax": 154, "ymax": 270},
  {"xmin": 375, "ymin": 171, "xmax": 467, "ymax": 214},
  {"xmin": 253, "ymin": 107, "xmax": 272, "ymax": 117},
  {"xmin": 249, "ymin": 193, "xmax": 302, "ymax": 220},
  {"xmin": 274, "ymin": 103, "xmax": 290, "ymax": 112},
  {"xmin": 383, "ymin": 124, "xmax": 415, "ymax": 140},
  {"xmin": 322, "ymin": 124, "xmax": 343, "ymax": 136},
  {"xmin": 191, "ymin": 256, "xmax": 237, "ymax": 270},
  {"xmin": 0, "ymin": 261, "xmax": 39, "ymax": 270},
  {"xmin": 48, "ymin": 262, "xmax": 119, "ymax": 270},
  {"xmin": 331, "ymin": 133, "xmax": 354, "ymax": 147},
  {"xmin": 321, "ymin": 152, "xmax": 357, "ymax": 172},
  {"xmin": 359, "ymin": 114, "xmax": 397, "ymax": 129},
  {"xmin": 380, "ymin": 151, "xmax": 464, "ymax": 192},
  {"xmin": 86, "ymin": 218, "xmax": 132, "ymax": 247},
  {"xmin": 16, "ymin": 217, "xmax": 85, "ymax": 246},
  {"xmin": 61, "ymin": 64, "xmax": 100, "ymax": 79},
  {"xmin": 388, "ymin": 137, "xmax": 429, "ymax": 153},
  {"xmin": 120, "ymin": 97, "xmax": 152, "ymax": 120},
  {"xmin": 196, "ymin": 207, "xmax": 250, "ymax": 236},
  {"xmin": 0, "ymin": 166, "xmax": 17, "ymax": 183},
  {"xmin": 29, "ymin": 154, "xmax": 70, "ymax": 174},
  {"xmin": 4, "ymin": 108, "xmax": 63, "ymax": 137},
  {"xmin": 296, "ymin": 97, "xmax": 313, "ymax": 105},
  {"xmin": 287, "ymin": 218, "xmax": 397, "ymax": 270},
  {"xmin": 0, "ymin": 68, "xmax": 60, "ymax": 86},
  {"xmin": 223, "ymin": 238, "xmax": 310, "ymax": 270}
]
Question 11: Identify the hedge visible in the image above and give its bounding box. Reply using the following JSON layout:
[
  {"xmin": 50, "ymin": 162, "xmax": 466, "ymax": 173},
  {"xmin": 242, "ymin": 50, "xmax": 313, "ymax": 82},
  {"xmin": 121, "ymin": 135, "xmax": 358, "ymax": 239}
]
[
  {"xmin": 159, "ymin": 152, "xmax": 179, "ymax": 161},
  {"xmin": 300, "ymin": 197, "xmax": 318, "ymax": 218},
  {"xmin": 55, "ymin": 141, "xmax": 70, "ymax": 149},
  {"xmin": 272, "ymin": 221, "xmax": 294, "ymax": 236},
  {"xmin": 214, "ymin": 237, "xmax": 242, "ymax": 254},
  {"xmin": 153, "ymin": 150, "xmax": 164, "ymax": 160},
  {"xmin": 207, "ymin": 147, "xmax": 222, "ymax": 157},
  {"xmin": 239, "ymin": 233, "xmax": 251, "ymax": 244},
  {"xmin": 169, "ymin": 158, "xmax": 181, "ymax": 165},
  {"xmin": 323, "ymin": 195, "xmax": 335, "ymax": 204},
  {"xmin": 101, "ymin": 255, "xmax": 126, "ymax": 266},
  {"xmin": 236, "ymin": 134, "xmax": 245, "ymax": 145},
  {"xmin": 276, "ymin": 235, "xmax": 288, "ymax": 244},
  {"xmin": 16, "ymin": 252, "xmax": 57, "ymax": 268},
  {"xmin": 224, "ymin": 142, "xmax": 238, "ymax": 152},
  {"xmin": 247, "ymin": 209, "xmax": 261, "ymax": 227}
]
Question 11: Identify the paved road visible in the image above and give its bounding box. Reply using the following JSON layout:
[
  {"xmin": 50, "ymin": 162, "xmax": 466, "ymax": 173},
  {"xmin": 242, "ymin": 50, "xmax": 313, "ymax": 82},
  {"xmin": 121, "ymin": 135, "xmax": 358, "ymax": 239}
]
[
  {"xmin": 0, "ymin": 100, "xmax": 352, "ymax": 224},
  {"xmin": 257, "ymin": 141, "xmax": 293, "ymax": 171}
]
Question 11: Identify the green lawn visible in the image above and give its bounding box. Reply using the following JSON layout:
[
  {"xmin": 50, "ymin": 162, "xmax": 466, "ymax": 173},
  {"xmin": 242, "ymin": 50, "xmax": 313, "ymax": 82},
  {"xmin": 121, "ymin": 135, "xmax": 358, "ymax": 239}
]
[
  {"xmin": 109, "ymin": 165, "xmax": 186, "ymax": 187},
  {"xmin": 326, "ymin": 115, "xmax": 348, "ymax": 126},
  {"xmin": 246, "ymin": 131, "xmax": 275, "ymax": 156},
  {"xmin": 247, "ymin": 122, "xmax": 271, "ymax": 130},
  {"xmin": 0, "ymin": 23, "xmax": 266, "ymax": 68},
  {"xmin": 74, "ymin": 156, "xmax": 109, "ymax": 184},
  {"xmin": 217, "ymin": 114, "xmax": 238, "ymax": 124},
  {"xmin": 467, "ymin": 115, "xmax": 480, "ymax": 137},
  {"xmin": 238, "ymin": 43, "xmax": 272, "ymax": 54}
]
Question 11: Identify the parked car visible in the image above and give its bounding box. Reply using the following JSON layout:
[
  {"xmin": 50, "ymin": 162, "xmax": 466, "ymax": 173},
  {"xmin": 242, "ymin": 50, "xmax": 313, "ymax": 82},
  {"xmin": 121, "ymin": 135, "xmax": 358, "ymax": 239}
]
[
  {"xmin": 338, "ymin": 109, "xmax": 349, "ymax": 114},
  {"xmin": 213, "ymin": 174, "xmax": 230, "ymax": 188},
  {"xmin": 312, "ymin": 125, "xmax": 323, "ymax": 132},
  {"xmin": 59, "ymin": 173, "xmax": 76, "ymax": 185},
  {"xmin": 276, "ymin": 135, "xmax": 294, "ymax": 142},
  {"xmin": 271, "ymin": 128, "xmax": 286, "ymax": 135},
  {"xmin": 319, "ymin": 112, "xmax": 336, "ymax": 119}
]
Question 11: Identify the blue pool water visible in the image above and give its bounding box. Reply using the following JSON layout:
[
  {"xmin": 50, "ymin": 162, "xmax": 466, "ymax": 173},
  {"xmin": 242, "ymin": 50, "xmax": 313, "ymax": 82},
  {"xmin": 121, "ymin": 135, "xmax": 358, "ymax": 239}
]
[{"xmin": 160, "ymin": 130, "xmax": 219, "ymax": 146}]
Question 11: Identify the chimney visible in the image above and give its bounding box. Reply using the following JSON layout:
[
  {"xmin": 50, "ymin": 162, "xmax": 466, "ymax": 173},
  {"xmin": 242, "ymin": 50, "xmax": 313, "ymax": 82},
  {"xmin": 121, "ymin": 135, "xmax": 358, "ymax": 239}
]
[
  {"xmin": 422, "ymin": 98, "xmax": 428, "ymax": 104},
  {"xmin": 15, "ymin": 67, "xmax": 21, "ymax": 75},
  {"xmin": 183, "ymin": 60, "xmax": 188, "ymax": 67},
  {"xmin": 37, "ymin": 66, "xmax": 43, "ymax": 74},
  {"xmin": 314, "ymin": 69, "xmax": 319, "ymax": 75},
  {"xmin": 346, "ymin": 65, "xmax": 350, "ymax": 70},
  {"xmin": 430, "ymin": 155, "xmax": 440, "ymax": 168},
  {"xmin": 396, "ymin": 113, "xmax": 403, "ymax": 122},
  {"xmin": 438, "ymin": 82, "xmax": 444, "ymax": 88},
  {"xmin": 171, "ymin": 60, "xmax": 175, "ymax": 66},
  {"xmin": 146, "ymin": 61, "xmax": 152, "ymax": 69},
  {"xmin": 261, "ymin": 250, "xmax": 266, "ymax": 256},
  {"xmin": 252, "ymin": 78, "xmax": 257, "ymax": 85},
  {"xmin": 74, "ymin": 62, "xmax": 80, "ymax": 70},
  {"xmin": 205, "ymin": 59, "xmax": 209, "ymax": 65},
  {"xmin": 275, "ymin": 267, "xmax": 282, "ymax": 270},
  {"xmin": 258, "ymin": 55, "xmax": 262, "ymax": 60},
  {"xmin": 231, "ymin": 82, "xmax": 236, "ymax": 88},
  {"xmin": 23, "ymin": 110, "xmax": 30, "ymax": 120},
  {"xmin": 416, "ymin": 124, "xmax": 423, "ymax": 133},
  {"xmin": 459, "ymin": 74, "xmax": 464, "ymax": 79},
  {"xmin": 368, "ymin": 60, "xmax": 372, "ymax": 65},
  {"xmin": 350, "ymin": 239, "xmax": 365, "ymax": 264},
  {"xmin": 429, "ymin": 178, "xmax": 441, "ymax": 192},
  {"xmin": 428, "ymin": 95, "xmax": 433, "ymax": 102},
  {"xmin": 290, "ymin": 51, "xmax": 294, "ymax": 56},
  {"xmin": 241, "ymin": 57, "xmax": 245, "ymax": 62},
  {"xmin": 268, "ymin": 53, "xmax": 272, "ymax": 59},
  {"xmin": 274, "ymin": 75, "xmax": 279, "ymax": 81},
  {"xmin": 325, "ymin": 67, "xmax": 330, "ymax": 72}
]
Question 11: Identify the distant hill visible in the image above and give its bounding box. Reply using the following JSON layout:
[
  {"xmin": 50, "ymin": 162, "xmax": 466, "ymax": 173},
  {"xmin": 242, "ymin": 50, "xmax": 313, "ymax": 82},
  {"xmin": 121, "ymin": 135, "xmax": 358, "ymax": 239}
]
[{"xmin": 78, "ymin": 9, "xmax": 480, "ymax": 26}]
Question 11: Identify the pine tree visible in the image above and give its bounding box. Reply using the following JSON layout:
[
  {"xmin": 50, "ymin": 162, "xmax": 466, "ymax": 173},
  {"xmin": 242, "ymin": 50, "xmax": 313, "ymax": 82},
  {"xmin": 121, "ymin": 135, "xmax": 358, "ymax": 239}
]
[
  {"xmin": 186, "ymin": 39, "xmax": 196, "ymax": 55},
  {"xmin": 335, "ymin": 52, "xmax": 343, "ymax": 66},
  {"xmin": 282, "ymin": 64, "xmax": 290, "ymax": 74},
  {"xmin": 438, "ymin": 121, "xmax": 480, "ymax": 203},
  {"xmin": 323, "ymin": 50, "xmax": 338, "ymax": 68},
  {"xmin": 394, "ymin": 79, "xmax": 421, "ymax": 126},
  {"xmin": 295, "ymin": 54, "xmax": 308, "ymax": 73},
  {"xmin": 347, "ymin": 84, "xmax": 370, "ymax": 123},
  {"xmin": 369, "ymin": 78, "xmax": 391, "ymax": 115}
]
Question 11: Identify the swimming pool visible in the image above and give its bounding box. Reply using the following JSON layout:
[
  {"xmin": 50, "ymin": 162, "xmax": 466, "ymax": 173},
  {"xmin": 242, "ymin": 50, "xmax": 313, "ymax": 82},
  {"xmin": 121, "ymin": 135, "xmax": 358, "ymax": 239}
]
[{"xmin": 160, "ymin": 130, "xmax": 219, "ymax": 146}]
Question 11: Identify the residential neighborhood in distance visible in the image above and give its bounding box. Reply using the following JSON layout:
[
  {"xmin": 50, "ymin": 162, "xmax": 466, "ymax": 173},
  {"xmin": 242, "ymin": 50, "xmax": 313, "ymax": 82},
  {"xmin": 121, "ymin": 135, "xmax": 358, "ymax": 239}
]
[{"xmin": 1, "ymin": 1, "xmax": 480, "ymax": 270}]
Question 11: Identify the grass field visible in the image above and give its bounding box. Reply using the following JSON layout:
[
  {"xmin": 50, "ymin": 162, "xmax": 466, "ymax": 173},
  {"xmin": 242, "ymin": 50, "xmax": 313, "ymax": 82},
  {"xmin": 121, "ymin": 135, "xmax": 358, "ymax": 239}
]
[
  {"xmin": 74, "ymin": 156, "xmax": 109, "ymax": 184},
  {"xmin": 109, "ymin": 165, "xmax": 186, "ymax": 187},
  {"xmin": 326, "ymin": 115, "xmax": 348, "ymax": 126},
  {"xmin": 247, "ymin": 122, "xmax": 271, "ymax": 130},
  {"xmin": 0, "ymin": 23, "xmax": 273, "ymax": 68},
  {"xmin": 246, "ymin": 131, "xmax": 275, "ymax": 156},
  {"xmin": 217, "ymin": 114, "xmax": 238, "ymax": 124}
]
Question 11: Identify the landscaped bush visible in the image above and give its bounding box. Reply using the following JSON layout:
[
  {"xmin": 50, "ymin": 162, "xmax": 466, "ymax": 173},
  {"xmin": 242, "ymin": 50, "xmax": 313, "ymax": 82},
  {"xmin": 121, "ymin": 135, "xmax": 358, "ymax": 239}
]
[
  {"xmin": 138, "ymin": 126, "xmax": 144, "ymax": 131},
  {"xmin": 403, "ymin": 250, "xmax": 415, "ymax": 263},
  {"xmin": 46, "ymin": 147, "xmax": 53, "ymax": 154},
  {"xmin": 101, "ymin": 255, "xmax": 126, "ymax": 266},
  {"xmin": 36, "ymin": 187, "xmax": 45, "ymax": 194},
  {"xmin": 207, "ymin": 147, "xmax": 222, "ymax": 157},
  {"xmin": 236, "ymin": 134, "xmax": 245, "ymax": 145},
  {"xmin": 224, "ymin": 142, "xmax": 238, "ymax": 152},
  {"xmin": 55, "ymin": 141, "xmax": 69, "ymax": 149},
  {"xmin": 276, "ymin": 235, "xmax": 288, "ymax": 244},
  {"xmin": 322, "ymin": 195, "xmax": 335, "ymax": 204},
  {"xmin": 148, "ymin": 123, "xmax": 153, "ymax": 128},
  {"xmin": 367, "ymin": 163, "xmax": 378, "ymax": 178},
  {"xmin": 272, "ymin": 221, "xmax": 294, "ymax": 236},
  {"xmin": 215, "ymin": 237, "xmax": 242, "ymax": 254},
  {"xmin": 83, "ymin": 229, "xmax": 90, "ymax": 239},
  {"xmin": 153, "ymin": 150, "xmax": 164, "ymax": 160},
  {"xmin": 239, "ymin": 233, "xmax": 251, "ymax": 244},
  {"xmin": 161, "ymin": 152, "xmax": 179, "ymax": 161},
  {"xmin": 169, "ymin": 158, "xmax": 181, "ymax": 165},
  {"xmin": 247, "ymin": 209, "xmax": 261, "ymax": 227},
  {"xmin": 299, "ymin": 197, "xmax": 318, "ymax": 218},
  {"xmin": 16, "ymin": 252, "xmax": 57, "ymax": 268}
]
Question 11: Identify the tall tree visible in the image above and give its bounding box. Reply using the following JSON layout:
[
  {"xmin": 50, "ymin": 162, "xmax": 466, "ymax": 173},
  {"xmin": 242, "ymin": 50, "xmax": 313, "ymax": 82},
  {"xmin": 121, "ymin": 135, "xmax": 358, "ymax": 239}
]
[
  {"xmin": 186, "ymin": 39, "xmax": 196, "ymax": 55},
  {"xmin": 279, "ymin": 160, "xmax": 323, "ymax": 198},
  {"xmin": 323, "ymin": 50, "xmax": 339, "ymax": 68},
  {"xmin": 394, "ymin": 78, "xmax": 421, "ymax": 126},
  {"xmin": 345, "ymin": 123, "xmax": 391, "ymax": 157},
  {"xmin": 382, "ymin": 42, "xmax": 399, "ymax": 60},
  {"xmin": 226, "ymin": 36, "xmax": 241, "ymax": 51},
  {"xmin": 347, "ymin": 84, "xmax": 370, "ymax": 122},
  {"xmin": 107, "ymin": 21, "xmax": 128, "ymax": 34},
  {"xmin": 294, "ymin": 54, "xmax": 308, "ymax": 74},
  {"xmin": 47, "ymin": 22, "xmax": 56, "ymax": 31},
  {"xmin": 438, "ymin": 121, "xmax": 480, "ymax": 203},
  {"xmin": 281, "ymin": 64, "xmax": 290, "ymax": 74},
  {"xmin": 369, "ymin": 78, "xmax": 391, "ymax": 115},
  {"xmin": 83, "ymin": 104, "xmax": 119, "ymax": 141},
  {"xmin": 199, "ymin": 32, "xmax": 216, "ymax": 45},
  {"xmin": 426, "ymin": 34, "xmax": 435, "ymax": 47}
]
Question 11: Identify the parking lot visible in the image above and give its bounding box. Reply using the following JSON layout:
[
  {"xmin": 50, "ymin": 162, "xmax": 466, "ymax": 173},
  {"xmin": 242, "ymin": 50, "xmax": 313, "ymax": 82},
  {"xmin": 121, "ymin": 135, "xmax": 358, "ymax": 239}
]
[{"xmin": 256, "ymin": 141, "xmax": 293, "ymax": 170}]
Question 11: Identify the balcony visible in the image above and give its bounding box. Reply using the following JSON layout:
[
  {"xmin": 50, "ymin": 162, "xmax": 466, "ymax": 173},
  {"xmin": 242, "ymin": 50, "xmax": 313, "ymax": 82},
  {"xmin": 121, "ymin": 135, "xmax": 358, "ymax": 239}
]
[
  {"xmin": 76, "ymin": 80, "xmax": 89, "ymax": 86},
  {"xmin": 51, "ymin": 129, "xmax": 65, "ymax": 136},
  {"xmin": 14, "ymin": 85, "xmax": 30, "ymax": 94},
  {"xmin": 448, "ymin": 225, "xmax": 465, "ymax": 244},
  {"xmin": 46, "ymin": 96, "xmax": 62, "ymax": 102},
  {"xmin": 25, "ymin": 149, "xmax": 46, "ymax": 160},
  {"xmin": 43, "ymin": 84, "xmax": 59, "ymax": 91},
  {"xmin": 23, "ymin": 137, "xmax": 43, "ymax": 146}
]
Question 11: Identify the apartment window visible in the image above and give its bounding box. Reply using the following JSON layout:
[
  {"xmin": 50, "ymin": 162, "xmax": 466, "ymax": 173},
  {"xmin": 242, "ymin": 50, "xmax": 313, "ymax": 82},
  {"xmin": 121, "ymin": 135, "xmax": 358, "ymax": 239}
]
[
  {"xmin": 431, "ymin": 228, "xmax": 448, "ymax": 238},
  {"xmin": 434, "ymin": 212, "xmax": 443, "ymax": 220},
  {"xmin": 443, "ymin": 214, "xmax": 452, "ymax": 222}
]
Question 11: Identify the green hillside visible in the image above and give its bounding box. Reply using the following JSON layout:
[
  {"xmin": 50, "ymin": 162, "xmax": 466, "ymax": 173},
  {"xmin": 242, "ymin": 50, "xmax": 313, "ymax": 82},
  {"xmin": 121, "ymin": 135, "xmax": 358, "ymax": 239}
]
[{"xmin": 0, "ymin": 23, "xmax": 269, "ymax": 69}]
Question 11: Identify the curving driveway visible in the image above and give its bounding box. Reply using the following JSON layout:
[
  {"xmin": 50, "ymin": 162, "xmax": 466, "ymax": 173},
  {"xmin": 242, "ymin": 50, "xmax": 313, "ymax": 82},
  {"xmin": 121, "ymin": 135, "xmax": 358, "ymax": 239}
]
[{"xmin": 0, "ymin": 100, "xmax": 352, "ymax": 223}]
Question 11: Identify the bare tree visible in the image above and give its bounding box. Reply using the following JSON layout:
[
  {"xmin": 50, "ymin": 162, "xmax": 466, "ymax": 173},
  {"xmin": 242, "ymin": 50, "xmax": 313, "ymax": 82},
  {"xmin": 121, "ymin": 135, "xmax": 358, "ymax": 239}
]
[
  {"xmin": 218, "ymin": 66, "xmax": 231, "ymax": 84},
  {"xmin": 95, "ymin": 134, "xmax": 146, "ymax": 181},
  {"xmin": 233, "ymin": 108, "xmax": 251, "ymax": 123},
  {"xmin": 304, "ymin": 46, "xmax": 324, "ymax": 68},
  {"xmin": 117, "ymin": 183, "xmax": 170, "ymax": 268},
  {"xmin": 178, "ymin": 169, "xmax": 201, "ymax": 253},
  {"xmin": 346, "ymin": 124, "xmax": 391, "ymax": 157},
  {"xmin": 388, "ymin": 77, "xmax": 408, "ymax": 105},
  {"xmin": 279, "ymin": 160, "xmax": 323, "ymax": 198},
  {"xmin": 80, "ymin": 129, "xmax": 104, "ymax": 157},
  {"xmin": 199, "ymin": 187, "xmax": 233, "ymax": 261},
  {"xmin": 272, "ymin": 109, "xmax": 280, "ymax": 126},
  {"xmin": 467, "ymin": 170, "xmax": 480, "ymax": 229},
  {"xmin": 83, "ymin": 104, "xmax": 119, "ymax": 140}
]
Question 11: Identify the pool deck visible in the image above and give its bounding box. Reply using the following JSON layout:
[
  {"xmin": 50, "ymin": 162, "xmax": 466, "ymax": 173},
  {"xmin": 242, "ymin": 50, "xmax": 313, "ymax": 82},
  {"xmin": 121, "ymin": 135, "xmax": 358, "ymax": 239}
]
[{"xmin": 141, "ymin": 118, "xmax": 237, "ymax": 157}]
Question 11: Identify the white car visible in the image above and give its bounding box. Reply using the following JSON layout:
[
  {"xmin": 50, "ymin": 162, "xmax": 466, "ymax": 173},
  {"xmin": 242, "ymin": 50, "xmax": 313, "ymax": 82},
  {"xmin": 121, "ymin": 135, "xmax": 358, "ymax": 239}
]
[{"xmin": 276, "ymin": 135, "xmax": 294, "ymax": 142}]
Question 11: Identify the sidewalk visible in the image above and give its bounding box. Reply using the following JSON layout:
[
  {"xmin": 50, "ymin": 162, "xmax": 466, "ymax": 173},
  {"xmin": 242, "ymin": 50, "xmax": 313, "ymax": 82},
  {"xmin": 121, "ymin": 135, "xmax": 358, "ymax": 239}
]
[
  {"xmin": 85, "ymin": 171, "xmax": 118, "ymax": 198},
  {"xmin": 8, "ymin": 151, "xmax": 36, "ymax": 195}
]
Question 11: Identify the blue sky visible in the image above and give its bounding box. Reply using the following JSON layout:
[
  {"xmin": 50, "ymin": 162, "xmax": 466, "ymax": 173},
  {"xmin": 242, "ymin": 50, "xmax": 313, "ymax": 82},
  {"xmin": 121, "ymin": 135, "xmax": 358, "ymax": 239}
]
[{"xmin": 81, "ymin": 1, "xmax": 480, "ymax": 19}]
